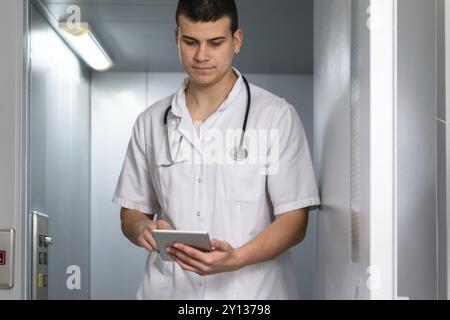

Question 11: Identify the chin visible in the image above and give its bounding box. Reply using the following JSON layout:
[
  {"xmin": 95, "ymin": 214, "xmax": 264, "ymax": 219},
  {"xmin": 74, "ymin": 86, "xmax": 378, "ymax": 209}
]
[{"xmin": 189, "ymin": 73, "xmax": 218, "ymax": 87}]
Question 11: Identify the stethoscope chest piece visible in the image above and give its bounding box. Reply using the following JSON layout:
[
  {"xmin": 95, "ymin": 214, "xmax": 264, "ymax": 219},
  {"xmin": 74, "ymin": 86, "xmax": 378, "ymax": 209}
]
[{"xmin": 230, "ymin": 146, "xmax": 248, "ymax": 161}]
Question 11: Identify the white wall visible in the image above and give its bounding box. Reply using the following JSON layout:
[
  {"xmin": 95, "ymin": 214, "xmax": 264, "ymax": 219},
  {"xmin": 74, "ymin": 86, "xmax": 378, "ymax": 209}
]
[
  {"xmin": 90, "ymin": 72, "xmax": 186, "ymax": 300},
  {"xmin": 90, "ymin": 71, "xmax": 316, "ymax": 299}
]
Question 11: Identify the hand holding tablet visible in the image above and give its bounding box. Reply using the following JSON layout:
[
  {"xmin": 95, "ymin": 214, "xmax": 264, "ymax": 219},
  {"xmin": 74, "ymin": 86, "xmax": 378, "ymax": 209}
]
[{"xmin": 151, "ymin": 230, "xmax": 213, "ymax": 262}]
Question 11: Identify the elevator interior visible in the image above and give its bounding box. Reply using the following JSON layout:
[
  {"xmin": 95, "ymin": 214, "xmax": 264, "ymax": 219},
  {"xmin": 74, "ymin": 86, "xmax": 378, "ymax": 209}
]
[{"xmin": 11, "ymin": 0, "xmax": 447, "ymax": 300}]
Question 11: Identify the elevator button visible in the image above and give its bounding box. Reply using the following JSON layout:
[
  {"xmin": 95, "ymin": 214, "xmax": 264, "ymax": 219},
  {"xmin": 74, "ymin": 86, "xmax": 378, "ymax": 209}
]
[
  {"xmin": 38, "ymin": 273, "xmax": 43, "ymax": 288},
  {"xmin": 44, "ymin": 236, "xmax": 52, "ymax": 247}
]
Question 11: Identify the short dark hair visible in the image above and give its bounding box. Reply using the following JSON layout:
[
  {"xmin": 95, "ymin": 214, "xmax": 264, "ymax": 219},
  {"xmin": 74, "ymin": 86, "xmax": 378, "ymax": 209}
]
[{"xmin": 176, "ymin": 0, "xmax": 239, "ymax": 34}]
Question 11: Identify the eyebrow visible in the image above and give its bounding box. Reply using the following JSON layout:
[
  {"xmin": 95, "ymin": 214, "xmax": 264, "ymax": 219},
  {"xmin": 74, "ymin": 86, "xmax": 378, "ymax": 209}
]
[{"xmin": 181, "ymin": 36, "xmax": 227, "ymax": 42}]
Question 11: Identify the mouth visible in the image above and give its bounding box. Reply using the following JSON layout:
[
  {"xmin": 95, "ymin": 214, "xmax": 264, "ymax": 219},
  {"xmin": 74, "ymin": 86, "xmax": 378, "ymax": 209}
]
[{"xmin": 193, "ymin": 67, "xmax": 215, "ymax": 70}]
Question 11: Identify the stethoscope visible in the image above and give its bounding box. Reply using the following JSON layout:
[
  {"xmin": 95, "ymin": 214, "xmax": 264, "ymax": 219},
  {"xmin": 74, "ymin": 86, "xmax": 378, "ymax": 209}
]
[{"xmin": 162, "ymin": 75, "xmax": 251, "ymax": 167}]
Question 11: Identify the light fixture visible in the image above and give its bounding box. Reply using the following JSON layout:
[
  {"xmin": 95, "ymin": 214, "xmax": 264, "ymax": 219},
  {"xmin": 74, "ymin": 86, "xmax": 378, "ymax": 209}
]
[{"xmin": 59, "ymin": 22, "xmax": 113, "ymax": 71}]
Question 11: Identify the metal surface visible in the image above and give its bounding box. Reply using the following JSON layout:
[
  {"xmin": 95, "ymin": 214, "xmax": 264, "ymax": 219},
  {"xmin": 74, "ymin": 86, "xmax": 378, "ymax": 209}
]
[
  {"xmin": 349, "ymin": 0, "xmax": 362, "ymax": 264},
  {"xmin": 314, "ymin": 0, "xmax": 371, "ymax": 299},
  {"xmin": 0, "ymin": 230, "xmax": 15, "ymax": 289},
  {"xmin": 436, "ymin": 0, "xmax": 447, "ymax": 300},
  {"xmin": 396, "ymin": 0, "xmax": 437, "ymax": 300},
  {"xmin": 29, "ymin": 4, "xmax": 91, "ymax": 299},
  {"xmin": 29, "ymin": 212, "xmax": 50, "ymax": 300}
]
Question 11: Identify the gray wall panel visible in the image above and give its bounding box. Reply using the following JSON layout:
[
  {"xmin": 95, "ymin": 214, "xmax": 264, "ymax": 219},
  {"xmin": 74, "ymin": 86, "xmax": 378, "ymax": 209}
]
[
  {"xmin": 29, "ymin": 5, "xmax": 91, "ymax": 299},
  {"xmin": 446, "ymin": 0, "xmax": 450, "ymax": 296},
  {"xmin": 437, "ymin": 120, "xmax": 447, "ymax": 299},
  {"xmin": 437, "ymin": 0, "xmax": 446, "ymax": 122},
  {"xmin": 314, "ymin": 0, "xmax": 371, "ymax": 299},
  {"xmin": 90, "ymin": 72, "xmax": 149, "ymax": 300},
  {"xmin": 397, "ymin": 0, "xmax": 437, "ymax": 300},
  {"xmin": 436, "ymin": 0, "xmax": 447, "ymax": 300}
]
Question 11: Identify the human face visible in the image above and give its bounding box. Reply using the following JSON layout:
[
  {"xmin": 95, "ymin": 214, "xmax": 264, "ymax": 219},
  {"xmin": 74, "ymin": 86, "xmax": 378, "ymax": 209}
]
[{"xmin": 175, "ymin": 15, "xmax": 243, "ymax": 88}]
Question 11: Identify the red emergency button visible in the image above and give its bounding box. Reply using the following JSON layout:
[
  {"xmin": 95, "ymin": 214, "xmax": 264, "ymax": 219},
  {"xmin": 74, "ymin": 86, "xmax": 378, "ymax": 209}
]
[{"xmin": 0, "ymin": 250, "xmax": 5, "ymax": 265}]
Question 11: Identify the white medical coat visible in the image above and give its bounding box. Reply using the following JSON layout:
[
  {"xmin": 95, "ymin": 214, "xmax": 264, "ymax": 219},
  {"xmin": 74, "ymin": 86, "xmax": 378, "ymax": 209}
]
[{"xmin": 112, "ymin": 67, "xmax": 321, "ymax": 300}]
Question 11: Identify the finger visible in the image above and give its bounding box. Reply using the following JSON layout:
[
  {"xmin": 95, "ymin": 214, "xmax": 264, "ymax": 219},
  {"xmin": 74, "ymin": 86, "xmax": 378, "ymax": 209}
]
[
  {"xmin": 145, "ymin": 221, "xmax": 158, "ymax": 232},
  {"xmin": 170, "ymin": 253, "xmax": 204, "ymax": 275},
  {"xmin": 157, "ymin": 220, "xmax": 174, "ymax": 230},
  {"xmin": 142, "ymin": 229, "xmax": 158, "ymax": 251},
  {"xmin": 137, "ymin": 236, "xmax": 154, "ymax": 253},
  {"xmin": 174, "ymin": 243, "xmax": 208, "ymax": 260},
  {"xmin": 164, "ymin": 221, "xmax": 175, "ymax": 230},
  {"xmin": 169, "ymin": 248, "xmax": 207, "ymax": 271}
]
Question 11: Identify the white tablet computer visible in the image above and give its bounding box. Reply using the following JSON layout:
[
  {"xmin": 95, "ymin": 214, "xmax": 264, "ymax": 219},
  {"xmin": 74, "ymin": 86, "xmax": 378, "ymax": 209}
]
[{"xmin": 152, "ymin": 230, "xmax": 212, "ymax": 262}]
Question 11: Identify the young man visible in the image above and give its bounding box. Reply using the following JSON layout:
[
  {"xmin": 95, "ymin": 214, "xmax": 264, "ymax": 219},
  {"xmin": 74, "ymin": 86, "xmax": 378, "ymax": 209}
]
[{"xmin": 113, "ymin": 0, "xmax": 320, "ymax": 300}]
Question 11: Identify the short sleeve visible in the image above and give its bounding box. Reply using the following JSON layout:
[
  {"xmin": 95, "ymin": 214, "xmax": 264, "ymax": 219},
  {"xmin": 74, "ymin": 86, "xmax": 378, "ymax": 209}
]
[
  {"xmin": 267, "ymin": 102, "xmax": 321, "ymax": 216},
  {"xmin": 112, "ymin": 116, "xmax": 161, "ymax": 214}
]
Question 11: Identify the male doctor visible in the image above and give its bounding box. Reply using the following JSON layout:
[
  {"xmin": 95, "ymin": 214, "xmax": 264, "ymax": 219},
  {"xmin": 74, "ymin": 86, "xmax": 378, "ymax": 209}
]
[{"xmin": 113, "ymin": 0, "xmax": 321, "ymax": 300}]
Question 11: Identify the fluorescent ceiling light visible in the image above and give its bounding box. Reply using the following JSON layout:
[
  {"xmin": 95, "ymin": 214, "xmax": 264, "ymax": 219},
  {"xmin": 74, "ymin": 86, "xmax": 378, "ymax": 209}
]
[{"xmin": 59, "ymin": 22, "xmax": 113, "ymax": 71}]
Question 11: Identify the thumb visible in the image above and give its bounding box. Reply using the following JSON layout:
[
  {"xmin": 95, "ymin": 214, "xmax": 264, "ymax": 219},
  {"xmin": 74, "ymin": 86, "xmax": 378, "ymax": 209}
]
[{"xmin": 157, "ymin": 220, "xmax": 174, "ymax": 230}]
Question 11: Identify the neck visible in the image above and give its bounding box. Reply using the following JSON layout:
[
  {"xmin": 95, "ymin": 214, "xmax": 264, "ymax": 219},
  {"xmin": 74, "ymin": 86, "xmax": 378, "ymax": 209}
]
[{"xmin": 185, "ymin": 68, "xmax": 238, "ymax": 115}]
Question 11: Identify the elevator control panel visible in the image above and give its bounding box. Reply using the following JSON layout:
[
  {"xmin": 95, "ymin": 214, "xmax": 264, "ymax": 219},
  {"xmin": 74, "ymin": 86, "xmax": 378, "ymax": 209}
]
[
  {"xmin": 30, "ymin": 212, "xmax": 52, "ymax": 300},
  {"xmin": 0, "ymin": 229, "xmax": 14, "ymax": 289}
]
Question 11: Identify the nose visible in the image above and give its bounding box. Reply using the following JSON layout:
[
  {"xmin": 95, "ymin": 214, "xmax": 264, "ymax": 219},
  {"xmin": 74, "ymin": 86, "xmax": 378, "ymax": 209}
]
[{"xmin": 194, "ymin": 43, "xmax": 210, "ymax": 62}]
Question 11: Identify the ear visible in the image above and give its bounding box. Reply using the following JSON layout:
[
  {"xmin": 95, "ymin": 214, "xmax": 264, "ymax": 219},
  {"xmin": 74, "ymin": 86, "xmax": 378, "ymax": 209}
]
[
  {"xmin": 233, "ymin": 29, "xmax": 243, "ymax": 54},
  {"xmin": 175, "ymin": 27, "xmax": 180, "ymax": 47}
]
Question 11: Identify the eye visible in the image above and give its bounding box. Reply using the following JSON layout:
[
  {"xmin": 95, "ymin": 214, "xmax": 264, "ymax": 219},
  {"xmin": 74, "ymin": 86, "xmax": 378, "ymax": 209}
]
[
  {"xmin": 183, "ymin": 40, "xmax": 196, "ymax": 46},
  {"xmin": 210, "ymin": 41, "xmax": 223, "ymax": 47}
]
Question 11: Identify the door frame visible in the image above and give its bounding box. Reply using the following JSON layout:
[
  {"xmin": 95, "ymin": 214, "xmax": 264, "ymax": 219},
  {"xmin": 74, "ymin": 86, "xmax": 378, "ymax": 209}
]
[
  {"xmin": 0, "ymin": 0, "xmax": 30, "ymax": 300},
  {"xmin": 369, "ymin": 0, "xmax": 397, "ymax": 300},
  {"xmin": 19, "ymin": 0, "xmax": 31, "ymax": 300}
]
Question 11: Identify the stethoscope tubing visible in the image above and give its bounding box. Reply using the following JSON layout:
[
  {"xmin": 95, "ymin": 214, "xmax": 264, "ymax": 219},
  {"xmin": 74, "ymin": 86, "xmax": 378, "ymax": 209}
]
[
  {"xmin": 164, "ymin": 75, "xmax": 251, "ymax": 136},
  {"xmin": 163, "ymin": 74, "xmax": 251, "ymax": 163}
]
